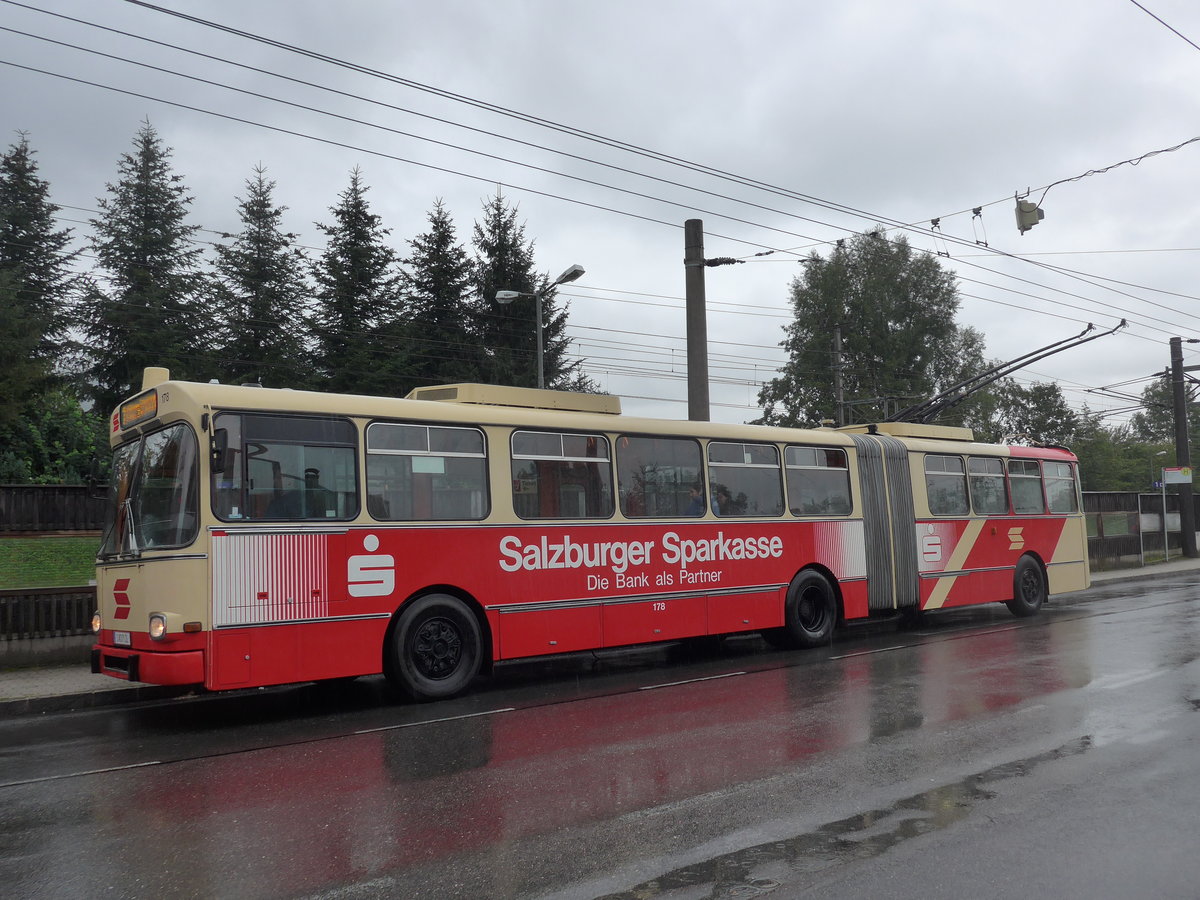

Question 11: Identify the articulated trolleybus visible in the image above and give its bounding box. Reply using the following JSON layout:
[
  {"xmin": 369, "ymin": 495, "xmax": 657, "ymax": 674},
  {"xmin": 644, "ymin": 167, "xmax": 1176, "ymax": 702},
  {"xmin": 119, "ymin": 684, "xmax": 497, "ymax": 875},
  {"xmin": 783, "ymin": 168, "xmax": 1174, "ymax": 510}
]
[{"xmin": 91, "ymin": 368, "xmax": 1089, "ymax": 701}]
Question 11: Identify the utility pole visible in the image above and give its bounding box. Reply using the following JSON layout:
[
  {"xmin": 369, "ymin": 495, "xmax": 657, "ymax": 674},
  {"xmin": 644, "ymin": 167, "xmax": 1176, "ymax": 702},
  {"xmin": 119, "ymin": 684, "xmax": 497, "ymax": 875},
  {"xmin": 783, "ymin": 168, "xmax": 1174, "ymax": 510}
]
[
  {"xmin": 833, "ymin": 325, "xmax": 845, "ymax": 426},
  {"xmin": 683, "ymin": 220, "xmax": 710, "ymax": 422},
  {"xmin": 683, "ymin": 219, "xmax": 744, "ymax": 422},
  {"xmin": 1170, "ymin": 336, "xmax": 1197, "ymax": 557}
]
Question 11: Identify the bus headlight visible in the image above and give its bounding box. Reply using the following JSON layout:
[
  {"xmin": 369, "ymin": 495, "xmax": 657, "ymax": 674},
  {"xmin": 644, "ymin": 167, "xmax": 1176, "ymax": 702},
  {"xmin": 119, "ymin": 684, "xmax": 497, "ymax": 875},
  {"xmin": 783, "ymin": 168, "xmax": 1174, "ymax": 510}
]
[
  {"xmin": 148, "ymin": 613, "xmax": 168, "ymax": 641},
  {"xmin": 91, "ymin": 611, "xmax": 102, "ymax": 634}
]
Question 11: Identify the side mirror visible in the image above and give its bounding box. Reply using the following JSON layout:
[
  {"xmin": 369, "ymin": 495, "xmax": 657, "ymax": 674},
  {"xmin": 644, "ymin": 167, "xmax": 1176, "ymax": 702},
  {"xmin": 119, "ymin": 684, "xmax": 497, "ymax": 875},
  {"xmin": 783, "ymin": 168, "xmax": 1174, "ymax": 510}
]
[{"xmin": 211, "ymin": 429, "xmax": 229, "ymax": 472}]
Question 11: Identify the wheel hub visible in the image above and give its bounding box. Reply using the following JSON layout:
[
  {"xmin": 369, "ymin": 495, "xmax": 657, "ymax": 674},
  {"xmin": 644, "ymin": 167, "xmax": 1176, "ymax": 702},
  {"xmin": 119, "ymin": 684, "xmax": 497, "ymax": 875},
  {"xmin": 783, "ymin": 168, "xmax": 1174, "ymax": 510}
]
[{"xmin": 413, "ymin": 617, "xmax": 462, "ymax": 679}]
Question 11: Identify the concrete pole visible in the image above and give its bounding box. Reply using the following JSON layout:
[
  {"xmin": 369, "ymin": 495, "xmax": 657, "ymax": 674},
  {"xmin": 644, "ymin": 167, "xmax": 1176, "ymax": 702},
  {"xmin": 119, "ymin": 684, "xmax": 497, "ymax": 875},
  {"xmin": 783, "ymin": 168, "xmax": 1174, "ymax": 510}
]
[
  {"xmin": 684, "ymin": 219, "xmax": 710, "ymax": 422},
  {"xmin": 833, "ymin": 325, "xmax": 845, "ymax": 426},
  {"xmin": 1170, "ymin": 336, "xmax": 1197, "ymax": 556}
]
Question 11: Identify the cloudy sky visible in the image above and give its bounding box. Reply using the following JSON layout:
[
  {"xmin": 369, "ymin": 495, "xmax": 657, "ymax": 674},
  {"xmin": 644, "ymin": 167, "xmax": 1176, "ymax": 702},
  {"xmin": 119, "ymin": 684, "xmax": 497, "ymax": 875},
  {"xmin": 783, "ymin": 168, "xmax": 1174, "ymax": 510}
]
[{"xmin": 3, "ymin": 0, "xmax": 1199, "ymax": 425}]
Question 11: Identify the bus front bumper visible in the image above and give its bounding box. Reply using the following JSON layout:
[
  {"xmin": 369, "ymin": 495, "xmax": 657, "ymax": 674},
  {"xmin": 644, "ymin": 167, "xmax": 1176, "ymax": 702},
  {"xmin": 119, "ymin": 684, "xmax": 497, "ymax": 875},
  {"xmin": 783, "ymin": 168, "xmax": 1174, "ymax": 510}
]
[{"xmin": 91, "ymin": 644, "xmax": 204, "ymax": 686}]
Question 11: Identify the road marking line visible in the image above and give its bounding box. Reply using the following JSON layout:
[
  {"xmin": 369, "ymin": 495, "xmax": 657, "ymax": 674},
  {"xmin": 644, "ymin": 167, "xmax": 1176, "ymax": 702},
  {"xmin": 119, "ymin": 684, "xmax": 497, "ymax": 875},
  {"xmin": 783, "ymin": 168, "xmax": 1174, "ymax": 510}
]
[
  {"xmin": 639, "ymin": 671, "xmax": 746, "ymax": 691},
  {"xmin": 829, "ymin": 646, "xmax": 907, "ymax": 659},
  {"xmin": 353, "ymin": 707, "xmax": 514, "ymax": 734},
  {"xmin": 0, "ymin": 759, "xmax": 163, "ymax": 789}
]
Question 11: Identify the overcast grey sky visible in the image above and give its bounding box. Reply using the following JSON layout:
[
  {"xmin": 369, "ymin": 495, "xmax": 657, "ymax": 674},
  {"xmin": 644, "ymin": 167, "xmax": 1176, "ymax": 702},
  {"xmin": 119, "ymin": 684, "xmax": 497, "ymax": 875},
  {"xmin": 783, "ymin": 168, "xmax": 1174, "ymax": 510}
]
[{"xmin": 3, "ymin": 0, "xmax": 1199, "ymax": 425}]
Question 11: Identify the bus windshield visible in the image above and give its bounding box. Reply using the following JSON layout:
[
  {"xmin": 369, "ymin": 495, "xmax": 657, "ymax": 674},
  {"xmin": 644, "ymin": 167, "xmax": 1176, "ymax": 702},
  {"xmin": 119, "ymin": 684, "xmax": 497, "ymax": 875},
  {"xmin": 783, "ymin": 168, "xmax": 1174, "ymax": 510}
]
[{"xmin": 98, "ymin": 423, "xmax": 200, "ymax": 559}]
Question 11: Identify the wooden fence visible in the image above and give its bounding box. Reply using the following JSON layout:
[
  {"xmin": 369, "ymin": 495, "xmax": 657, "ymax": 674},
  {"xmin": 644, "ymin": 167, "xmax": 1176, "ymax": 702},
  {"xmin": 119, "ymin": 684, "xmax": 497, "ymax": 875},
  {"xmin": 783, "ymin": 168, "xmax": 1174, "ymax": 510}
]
[{"xmin": 0, "ymin": 485, "xmax": 107, "ymax": 533}]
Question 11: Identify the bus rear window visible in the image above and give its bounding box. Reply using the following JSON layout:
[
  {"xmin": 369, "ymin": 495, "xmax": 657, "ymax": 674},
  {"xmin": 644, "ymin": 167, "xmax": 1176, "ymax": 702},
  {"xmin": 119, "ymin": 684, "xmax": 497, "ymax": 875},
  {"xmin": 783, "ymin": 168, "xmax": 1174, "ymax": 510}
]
[{"xmin": 511, "ymin": 431, "xmax": 613, "ymax": 519}]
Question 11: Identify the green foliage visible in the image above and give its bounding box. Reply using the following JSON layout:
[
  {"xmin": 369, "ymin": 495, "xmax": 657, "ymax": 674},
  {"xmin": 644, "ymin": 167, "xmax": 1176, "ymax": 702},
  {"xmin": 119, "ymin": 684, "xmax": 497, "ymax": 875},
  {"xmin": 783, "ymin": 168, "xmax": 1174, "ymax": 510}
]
[
  {"xmin": 0, "ymin": 536, "xmax": 99, "ymax": 589},
  {"xmin": 970, "ymin": 379, "xmax": 1079, "ymax": 446},
  {"xmin": 758, "ymin": 230, "xmax": 985, "ymax": 426},
  {"xmin": 79, "ymin": 121, "xmax": 212, "ymax": 412},
  {"xmin": 0, "ymin": 388, "xmax": 107, "ymax": 484},
  {"xmin": 213, "ymin": 166, "xmax": 313, "ymax": 387}
]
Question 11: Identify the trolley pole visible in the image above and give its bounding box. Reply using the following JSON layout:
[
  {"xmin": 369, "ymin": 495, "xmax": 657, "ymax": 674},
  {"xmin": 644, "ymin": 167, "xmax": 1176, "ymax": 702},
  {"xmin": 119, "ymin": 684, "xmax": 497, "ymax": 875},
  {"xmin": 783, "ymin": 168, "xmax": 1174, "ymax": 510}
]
[{"xmin": 1170, "ymin": 336, "xmax": 1197, "ymax": 557}]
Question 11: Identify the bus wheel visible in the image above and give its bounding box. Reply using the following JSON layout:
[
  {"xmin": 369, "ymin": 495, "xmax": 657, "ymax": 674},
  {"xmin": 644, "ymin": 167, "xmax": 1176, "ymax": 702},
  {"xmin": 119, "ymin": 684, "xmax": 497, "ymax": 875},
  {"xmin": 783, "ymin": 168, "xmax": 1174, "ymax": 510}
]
[
  {"xmin": 389, "ymin": 594, "xmax": 482, "ymax": 702},
  {"xmin": 1006, "ymin": 557, "xmax": 1046, "ymax": 618},
  {"xmin": 783, "ymin": 570, "xmax": 837, "ymax": 648}
]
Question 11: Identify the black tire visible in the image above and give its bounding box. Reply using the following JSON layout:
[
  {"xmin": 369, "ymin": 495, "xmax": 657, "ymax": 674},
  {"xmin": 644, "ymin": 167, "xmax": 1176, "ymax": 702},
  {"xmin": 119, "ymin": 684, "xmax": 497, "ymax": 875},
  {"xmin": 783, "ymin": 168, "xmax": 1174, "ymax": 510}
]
[
  {"xmin": 781, "ymin": 570, "xmax": 838, "ymax": 648},
  {"xmin": 388, "ymin": 593, "xmax": 482, "ymax": 702},
  {"xmin": 1006, "ymin": 556, "xmax": 1046, "ymax": 618}
]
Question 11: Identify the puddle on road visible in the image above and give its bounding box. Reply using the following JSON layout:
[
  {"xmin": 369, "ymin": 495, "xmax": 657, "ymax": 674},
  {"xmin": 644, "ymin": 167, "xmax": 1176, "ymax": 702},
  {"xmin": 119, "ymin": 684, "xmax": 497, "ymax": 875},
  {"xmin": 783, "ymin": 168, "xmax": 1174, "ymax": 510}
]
[{"xmin": 599, "ymin": 736, "xmax": 1094, "ymax": 899}]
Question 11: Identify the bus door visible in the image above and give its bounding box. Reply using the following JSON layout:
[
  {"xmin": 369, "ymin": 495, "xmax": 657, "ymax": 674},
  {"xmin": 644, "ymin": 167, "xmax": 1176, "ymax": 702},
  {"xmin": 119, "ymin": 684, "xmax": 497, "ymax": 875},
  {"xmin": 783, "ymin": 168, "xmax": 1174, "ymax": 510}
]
[{"xmin": 849, "ymin": 434, "xmax": 918, "ymax": 612}]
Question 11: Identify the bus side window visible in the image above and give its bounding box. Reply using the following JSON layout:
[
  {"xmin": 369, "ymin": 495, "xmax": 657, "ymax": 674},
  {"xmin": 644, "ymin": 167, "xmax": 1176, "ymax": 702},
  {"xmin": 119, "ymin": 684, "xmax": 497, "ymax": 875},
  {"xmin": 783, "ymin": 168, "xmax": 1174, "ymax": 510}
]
[
  {"xmin": 968, "ymin": 457, "xmax": 1009, "ymax": 515},
  {"xmin": 784, "ymin": 445, "xmax": 851, "ymax": 516},
  {"xmin": 925, "ymin": 455, "xmax": 969, "ymax": 516},
  {"xmin": 366, "ymin": 423, "xmax": 489, "ymax": 521},
  {"xmin": 511, "ymin": 431, "xmax": 613, "ymax": 520},
  {"xmin": 707, "ymin": 442, "xmax": 784, "ymax": 517},
  {"xmin": 616, "ymin": 435, "xmax": 704, "ymax": 517},
  {"xmin": 1009, "ymin": 459, "xmax": 1046, "ymax": 514},
  {"xmin": 1044, "ymin": 461, "xmax": 1078, "ymax": 513},
  {"xmin": 212, "ymin": 414, "xmax": 359, "ymax": 522}
]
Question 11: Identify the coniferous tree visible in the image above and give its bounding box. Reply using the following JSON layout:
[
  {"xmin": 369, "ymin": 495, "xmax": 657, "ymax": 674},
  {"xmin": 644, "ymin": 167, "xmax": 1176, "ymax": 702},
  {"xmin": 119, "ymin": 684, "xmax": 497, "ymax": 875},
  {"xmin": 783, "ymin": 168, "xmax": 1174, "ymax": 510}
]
[
  {"xmin": 310, "ymin": 168, "xmax": 402, "ymax": 394},
  {"xmin": 79, "ymin": 121, "xmax": 210, "ymax": 412},
  {"xmin": 758, "ymin": 229, "xmax": 986, "ymax": 427},
  {"xmin": 399, "ymin": 199, "xmax": 481, "ymax": 389},
  {"xmin": 471, "ymin": 190, "xmax": 585, "ymax": 389},
  {"xmin": 213, "ymin": 165, "xmax": 312, "ymax": 387},
  {"xmin": 0, "ymin": 134, "xmax": 78, "ymax": 422}
]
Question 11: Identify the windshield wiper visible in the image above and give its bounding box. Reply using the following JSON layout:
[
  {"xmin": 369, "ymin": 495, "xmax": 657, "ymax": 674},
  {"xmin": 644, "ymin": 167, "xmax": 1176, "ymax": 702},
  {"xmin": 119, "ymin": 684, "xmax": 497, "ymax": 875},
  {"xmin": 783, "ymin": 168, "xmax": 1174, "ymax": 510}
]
[{"xmin": 123, "ymin": 497, "xmax": 141, "ymax": 557}]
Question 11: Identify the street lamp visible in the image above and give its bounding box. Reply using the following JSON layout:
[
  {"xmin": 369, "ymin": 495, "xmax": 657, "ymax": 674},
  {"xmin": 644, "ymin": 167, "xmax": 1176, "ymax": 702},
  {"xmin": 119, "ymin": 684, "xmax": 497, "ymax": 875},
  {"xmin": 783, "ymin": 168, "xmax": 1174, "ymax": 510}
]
[{"xmin": 496, "ymin": 264, "xmax": 585, "ymax": 390}]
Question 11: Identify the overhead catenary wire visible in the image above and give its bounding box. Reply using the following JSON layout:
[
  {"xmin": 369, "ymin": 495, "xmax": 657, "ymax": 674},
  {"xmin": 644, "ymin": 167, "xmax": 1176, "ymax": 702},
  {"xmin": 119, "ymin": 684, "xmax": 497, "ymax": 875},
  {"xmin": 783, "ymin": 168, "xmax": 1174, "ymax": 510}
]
[
  {"xmin": 2, "ymin": 0, "xmax": 1190, "ymax": 422},
  {"xmin": 3, "ymin": 27, "xmax": 1193, "ymax": 352},
  {"xmin": 17, "ymin": 0, "xmax": 1197, "ymax": 332}
]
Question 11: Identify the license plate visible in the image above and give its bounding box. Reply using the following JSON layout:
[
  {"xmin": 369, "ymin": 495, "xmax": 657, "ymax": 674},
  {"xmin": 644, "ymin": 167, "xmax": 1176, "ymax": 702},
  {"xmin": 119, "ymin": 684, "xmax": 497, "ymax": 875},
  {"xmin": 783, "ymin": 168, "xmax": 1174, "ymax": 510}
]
[{"xmin": 113, "ymin": 631, "xmax": 131, "ymax": 647}]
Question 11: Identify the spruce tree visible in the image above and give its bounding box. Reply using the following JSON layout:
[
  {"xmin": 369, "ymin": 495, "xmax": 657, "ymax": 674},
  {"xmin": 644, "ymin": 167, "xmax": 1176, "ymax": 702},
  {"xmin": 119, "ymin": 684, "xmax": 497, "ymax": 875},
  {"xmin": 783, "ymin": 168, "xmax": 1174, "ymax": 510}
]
[
  {"xmin": 0, "ymin": 133, "xmax": 77, "ymax": 421},
  {"xmin": 400, "ymin": 199, "xmax": 481, "ymax": 389},
  {"xmin": 80, "ymin": 121, "xmax": 210, "ymax": 412},
  {"xmin": 310, "ymin": 168, "xmax": 402, "ymax": 395},
  {"xmin": 471, "ymin": 190, "xmax": 583, "ymax": 389},
  {"xmin": 213, "ymin": 165, "xmax": 312, "ymax": 387}
]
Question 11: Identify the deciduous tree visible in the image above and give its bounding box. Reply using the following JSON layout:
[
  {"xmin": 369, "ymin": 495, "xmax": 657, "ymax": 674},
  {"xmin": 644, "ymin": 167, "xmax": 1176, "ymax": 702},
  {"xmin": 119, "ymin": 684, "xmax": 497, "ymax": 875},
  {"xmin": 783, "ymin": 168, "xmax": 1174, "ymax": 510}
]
[{"xmin": 758, "ymin": 230, "xmax": 985, "ymax": 427}]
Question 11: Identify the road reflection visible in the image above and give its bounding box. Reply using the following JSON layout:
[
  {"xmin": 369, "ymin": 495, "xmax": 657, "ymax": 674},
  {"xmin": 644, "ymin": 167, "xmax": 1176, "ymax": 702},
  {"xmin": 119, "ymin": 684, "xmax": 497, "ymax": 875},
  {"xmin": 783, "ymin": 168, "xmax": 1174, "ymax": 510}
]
[{"xmin": 25, "ymin": 619, "xmax": 1095, "ymax": 898}]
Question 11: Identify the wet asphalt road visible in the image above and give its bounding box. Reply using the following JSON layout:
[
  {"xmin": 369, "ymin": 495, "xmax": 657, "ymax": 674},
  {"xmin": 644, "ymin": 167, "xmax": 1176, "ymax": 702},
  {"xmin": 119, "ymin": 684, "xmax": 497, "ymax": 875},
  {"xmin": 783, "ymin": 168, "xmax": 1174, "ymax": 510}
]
[{"xmin": 2, "ymin": 577, "xmax": 1199, "ymax": 899}]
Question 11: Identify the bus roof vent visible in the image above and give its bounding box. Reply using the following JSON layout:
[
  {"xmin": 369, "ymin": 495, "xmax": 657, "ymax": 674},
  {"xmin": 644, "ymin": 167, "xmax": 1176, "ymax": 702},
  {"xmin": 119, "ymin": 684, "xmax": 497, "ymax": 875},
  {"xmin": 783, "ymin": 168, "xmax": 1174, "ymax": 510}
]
[
  {"xmin": 405, "ymin": 383, "xmax": 622, "ymax": 415},
  {"xmin": 142, "ymin": 367, "xmax": 170, "ymax": 390},
  {"xmin": 840, "ymin": 421, "xmax": 975, "ymax": 441}
]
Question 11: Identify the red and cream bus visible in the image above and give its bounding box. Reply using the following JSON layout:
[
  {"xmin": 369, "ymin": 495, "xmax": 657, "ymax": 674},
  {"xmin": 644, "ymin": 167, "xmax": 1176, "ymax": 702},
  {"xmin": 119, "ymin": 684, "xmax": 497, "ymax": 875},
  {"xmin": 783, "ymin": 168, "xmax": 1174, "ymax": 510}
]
[{"xmin": 90, "ymin": 368, "xmax": 1089, "ymax": 701}]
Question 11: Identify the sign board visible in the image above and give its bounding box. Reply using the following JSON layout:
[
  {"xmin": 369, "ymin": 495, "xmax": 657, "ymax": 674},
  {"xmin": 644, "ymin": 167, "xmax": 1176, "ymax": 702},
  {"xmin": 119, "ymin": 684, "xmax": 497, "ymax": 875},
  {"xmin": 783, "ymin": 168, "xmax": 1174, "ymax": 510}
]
[{"xmin": 1163, "ymin": 466, "xmax": 1193, "ymax": 484}]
